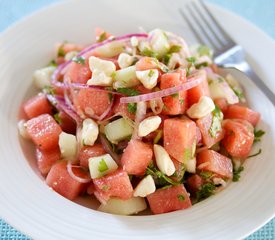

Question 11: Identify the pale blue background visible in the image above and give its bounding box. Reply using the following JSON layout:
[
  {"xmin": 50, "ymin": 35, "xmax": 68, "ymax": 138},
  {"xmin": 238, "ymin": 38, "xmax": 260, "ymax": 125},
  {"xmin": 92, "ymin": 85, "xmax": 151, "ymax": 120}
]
[{"xmin": 0, "ymin": 0, "xmax": 274, "ymax": 239}]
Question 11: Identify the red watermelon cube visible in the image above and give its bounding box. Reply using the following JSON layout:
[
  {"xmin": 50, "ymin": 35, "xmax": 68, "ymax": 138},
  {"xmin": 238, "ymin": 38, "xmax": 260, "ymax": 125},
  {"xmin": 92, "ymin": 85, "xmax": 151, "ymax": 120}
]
[
  {"xmin": 93, "ymin": 168, "xmax": 133, "ymax": 204},
  {"xmin": 36, "ymin": 147, "xmax": 61, "ymax": 175},
  {"xmin": 147, "ymin": 185, "xmax": 192, "ymax": 214},
  {"xmin": 23, "ymin": 93, "xmax": 52, "ymax": 119},
  {"xmin": 121, "ymin": 139, "xmax": 153, "ymax": 175},
  {"xmin": 185, "ymin": 174, "xmax": 204, "ymax": 196},
  {"xmin": 187, "ymin": 72, "xmax": 209, "ymax": 107},
  {"xmin": 196, "ymin": 113, "xmax": 224, "ymax": 148},
  {"xmin": 163, "ymin": 117, "xmax": 196, "ymax": 163},
  {"xmin": 26, "ymin": 114, "xmax": 62, "ymax": 150},
  {"xmin": 225, "ymin": 104, "xmax": 260, "ymax": 126},
  {"xmin": 78, "ymin": 144, "xmax": 106, "ymax": 168},
  {"xmin": 197, "ymin": 149, "xmax": 233, "ymax": 180},
  {"xmin": 222, "ymin": 119, "xmax": 254, "ymax": 159},
  {"xmin": 77, "ymin": 88, "xmax": 111, "ymax": 117},
  {"xmin": 160, "ymin": 71, "xmax": 187, "ymax": 115},
  {"xmin": 57, "ymin": 111, "xmax": 76, "ymax": 134},
  {"xmin": 46, "ymin": 161, "xmax": 90, "ymax": 200}
]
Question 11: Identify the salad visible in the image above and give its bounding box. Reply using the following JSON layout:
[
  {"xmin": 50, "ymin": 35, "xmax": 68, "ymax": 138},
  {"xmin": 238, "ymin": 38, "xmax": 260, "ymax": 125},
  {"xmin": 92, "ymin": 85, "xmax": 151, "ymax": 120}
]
[{"xmin": 18, "ymin": 28, "xmax": 264, "ymax": 215}]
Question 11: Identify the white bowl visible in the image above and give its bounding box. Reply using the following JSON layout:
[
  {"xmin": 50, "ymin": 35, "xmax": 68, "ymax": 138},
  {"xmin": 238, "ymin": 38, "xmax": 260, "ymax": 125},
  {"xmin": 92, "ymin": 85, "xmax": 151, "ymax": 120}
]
[{"xmin": 0, "ymin": 0, "xmax": 274, "ymax": 239}]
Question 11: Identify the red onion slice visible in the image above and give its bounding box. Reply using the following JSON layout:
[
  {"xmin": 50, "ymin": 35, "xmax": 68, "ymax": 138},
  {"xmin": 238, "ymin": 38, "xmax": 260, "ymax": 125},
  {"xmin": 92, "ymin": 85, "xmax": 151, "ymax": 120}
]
[
  {"xmin": 99, "ymin": 133, "xmax": 121, "ymax": 165},
  {"xmin": 131, "ymin": 101, "xmax": 147, "ymax": 140},
  {"xmin": 67, "ymin": 162, "xmax": 91, "ymax": 184},
  {"xmin": 150, "ymin": 98, "xmax": 164, "ymax": 115},
  {"xmin": 120, "ymin": 70, "xmax": 205, "ymax": 103}
]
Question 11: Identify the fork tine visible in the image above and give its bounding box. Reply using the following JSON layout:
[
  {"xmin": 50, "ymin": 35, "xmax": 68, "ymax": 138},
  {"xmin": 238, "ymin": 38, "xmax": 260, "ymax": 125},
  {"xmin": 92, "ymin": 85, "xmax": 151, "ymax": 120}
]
[
  {"xmin": 199, "ymin": 0, "xmax": 235, "ymax": 45},
  {"xmin": 179, "ymin": 7, "xmax": 217, "ymax": 51}
]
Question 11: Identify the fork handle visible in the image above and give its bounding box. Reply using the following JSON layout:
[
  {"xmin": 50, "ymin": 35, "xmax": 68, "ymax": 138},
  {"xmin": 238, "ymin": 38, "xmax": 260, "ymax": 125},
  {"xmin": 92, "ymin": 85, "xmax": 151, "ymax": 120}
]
[{"xmin": 224, "ymin": 62, "xmax": 275, "ymax": 106}]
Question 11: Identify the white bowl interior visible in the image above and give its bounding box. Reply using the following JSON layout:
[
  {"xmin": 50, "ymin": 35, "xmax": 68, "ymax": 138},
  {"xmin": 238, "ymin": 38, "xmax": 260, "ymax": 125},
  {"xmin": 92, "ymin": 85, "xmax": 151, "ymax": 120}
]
[{"xmin": 0, "ymin": 0, "xmax": 274, "ymax": 239}]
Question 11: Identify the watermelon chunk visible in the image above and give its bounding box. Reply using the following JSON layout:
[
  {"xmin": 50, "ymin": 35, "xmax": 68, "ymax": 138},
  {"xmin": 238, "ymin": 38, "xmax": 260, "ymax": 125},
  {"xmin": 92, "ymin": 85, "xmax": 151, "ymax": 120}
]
[
  {"xmin": 121, "ymin": 139, "xmax": 153, "ymax": 175},
  {"xmin": 197, "ymin": 149, "xmax": 233, "ymax": 180},
  {"xmin": 93, "ymin": 168, "xmax": 133, "ymax": 203},
  {"xmin": 78, "ymin": 144, "xmax": 106, "ymax": 168},
  {"xmin": 222, "ymin": 119, "xmax": 254, "ymax": 159},
  {"xmin": 36, "ymin": 147, "xmax": 61, "ymax": 175},
  {"xmin": 23, "ymin": 94, "xmax": 52, "ymax": 119},
  {"xmin": 57, "ymin": 111, "xmax": 76, "ymax": 134},
  {"xmin": 26, "ymin": 114, "xmax": 62, "ymax": 150},
  {"xmin": 160, "ymin": 71, "xmax": 187, "ymax": 115},
  {"xmin": 135, "ymin": 57, "xmax": 159, "ymax": 71},
  {"xmin": 163, "ymin": 117, "xmax": 196, "ymax": 163},
  {"xmin": 187, "ymin": 73, "xmax": 210, "ymax": 107},
  {"xmin": 185, "ymin": 174, "xmax": 204, "ymax": 196},
  {"xmin": 225, "ymin": 104, "xmax": 260, "ymax": 126},
  {"xmin": 113, "ymin": 97, "xmax": 136, "ymax": 120},
  {"xmin": 214, "ymin": 98, "xmax": 228, "ymax": 114},
  {"xmin": 147, "ymin": 185, "xmax": 192, "ymax": 214},
  {"xmin": 77, "ymin": 88, "xmax": 111, "ymax": 117},
  {"xmin": 46, "ymin": 161, "xmax": 90, "ymax": 200},
  {"xmin": 196, "ymin": 113, "xmax": 225, "ymax": 148}
]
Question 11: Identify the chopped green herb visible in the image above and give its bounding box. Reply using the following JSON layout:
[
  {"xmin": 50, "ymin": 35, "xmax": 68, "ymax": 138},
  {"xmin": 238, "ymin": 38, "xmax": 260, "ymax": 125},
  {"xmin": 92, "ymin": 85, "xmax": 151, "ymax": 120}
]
[
  {"xmin": 72, "ymin": 56, "xmax": 85, "ymax": 65},
  {"xmin": 195, "ymin": 62, "xmax": 208, "ymax": 69},
  {"xmin": 186, "ymin": 56, "xmax": 196, "ymax": 64},
  {"xmin": 247, "ymin": 149, "xmax": 262, "ymax": 159},
  {"xmin": 146, "ymin": 162, "xmax": 180, "ymax": 186},
  {"xmin": 177, "ymin": 194, "xmax": 185, "ymax": 202},
  {"xmin": 117, "ymin": 88, "xmax": 140, "ymax": 96},
  {"xmin": 141, "ymin": 48, "xmax": 158, "ymax": 58},
  {"xmin": 254, "ymin": 129, "xmax": 265, "ymax": 143},
  {"xmin": 98, "ymin": 159, "xmax": 109, "ymax": 172},
  {"xmin": 127, "ymin": 103, "xmax": 137, "ymax": 114},
  {"xmin": 209, "ymin": 106, "xmax": 223, "ymax": 138},
  {"xmin": 233, "ymin": 166, "xmax": 244, "ymax": 182},
  {"xmin": 57, "ymin": 44, "xmax": 66, "ymax": 57},
  {"xmin": 170, "ymin": 93, "xmax": 179, "ymax": 98},
  {"xmin": 43, "ymin": 86, "xmax": 55, "ymax": 95},
  {"xmin": 47, "ymin": 59, "xmax": 58, "ymax": 67},
  {"xmin": 197, "ymin": 45, "xmax": 212, "ymax": 57},
  {"xmin": 232, "ymin": 88, "xmax": 244, "ymax": 101},
  {"xmin": 169, "ymin": 45, "xmax": 182, "ymax": 54},
  {"xmin": 153, "ymin": 130, "xmax": 163, "ymax": 144},
  {"xmin": 53, "ymin": 113, "xmax": 62, "ymax": 125},
  {"xmin": 163, "ymin": 54, "xmax": 171, "ymax": 65},
  {"xmin": 218, "ymin": 77, "xmax": 224, "ymax": 83},
  {"xmin": 179, "ymin": 99, "xmax": 185, "ymax": 105},
  {"xmin": 196, "ymin": 183, "xmax": 216, "ymax": 201},
  {"xmin": 200, "ymin": 171, "xmax": 213, "ymax": 180},
  {"xmin": 101, "ymin": 185, "xmax": 110, "ymax": 191},
  {"xmin": 97, "ymin": 32, "xmax": 107, "ymax": 42},
  {"xmin": 148, "ymin": 69, "xmax": 155, "ymax": 78}
]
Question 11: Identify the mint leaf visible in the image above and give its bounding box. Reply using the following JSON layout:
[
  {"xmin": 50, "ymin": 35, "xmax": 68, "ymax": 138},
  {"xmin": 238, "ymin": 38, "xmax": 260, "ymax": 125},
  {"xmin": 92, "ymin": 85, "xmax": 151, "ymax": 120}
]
[
  {"xmin": 127, "ymin": 103, "xmax": 137, "ymax": 114},
  {"xmin": 177, "ymin": 194, "xmax": 185, "ymax": 202},
  {"xmin": 254, "ymin": 129, "xmax": 265, "ymax": 143},
  {"xmin": 196, "ymin": 183, "xmax": 216, "ymax": 201},
  {"xmin": 233, "ymin": 166, "xmax": 244, "ymax": 182}
]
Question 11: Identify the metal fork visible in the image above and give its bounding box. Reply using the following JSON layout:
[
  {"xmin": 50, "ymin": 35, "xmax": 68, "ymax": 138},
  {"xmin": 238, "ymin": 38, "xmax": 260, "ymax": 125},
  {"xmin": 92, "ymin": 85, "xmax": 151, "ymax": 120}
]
[{"xmin": 180, "ymin": 0, "xmax": 275, "ymax": 106}]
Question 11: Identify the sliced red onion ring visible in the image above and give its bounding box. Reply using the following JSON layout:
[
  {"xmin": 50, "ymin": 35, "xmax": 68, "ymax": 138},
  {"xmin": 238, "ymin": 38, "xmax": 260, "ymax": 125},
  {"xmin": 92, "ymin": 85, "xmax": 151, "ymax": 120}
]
[
  {"xmin": 131, "ymin": 101, "xmax": 147, "ymax": 140},
  {"xmin": 88, "ymin": 97, "xmax": 114, "ymax": 121},
  {"xmin": 99, "ymin": 134, "xmax": 121, "ymax": 165},
  {"xmin": 120, "ymin": 70, "xmax": 205, "ymax": 103},
  {"xmin": 47, "ymin": 94, "xmax": 82, "ymax": 124},
  {"xmin": 51, "ymin": 33, "xmax": 148, "ymax": 89},
  {"xmin": 67, "ymin": 162, "xmax": 91, "ymax": 184}
]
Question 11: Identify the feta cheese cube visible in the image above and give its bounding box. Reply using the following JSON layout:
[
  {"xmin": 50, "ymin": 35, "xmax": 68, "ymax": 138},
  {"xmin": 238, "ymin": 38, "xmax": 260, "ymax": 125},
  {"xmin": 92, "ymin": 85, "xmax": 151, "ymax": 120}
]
[
  {"xmin": 136, "ymin": 69, "xmax": 158, "ymax": 89},
  {"xmin": 81, "ymin": 118, "xmax": 99, "ymax": 146},
  {"xmin": 138, "ymin": 116, "xmax": 161, "ymax": 137},
  {"xmin": 58, "ymin": 132, "xmax": 77, "ymax": 160},
  {"xmin": 133, "ymin": 175, "xmax": 156, "ymax": 197},
  {"xmin": 118, "ymin": 53, "xmax": 134, "ymax": 69},
  {"xmin": 33, "ymin": 66, "xmax": 56, "ymax": 89},
  {"xmin": 187, "ymin": 96, "xmax": 215, "ymax": 119}
]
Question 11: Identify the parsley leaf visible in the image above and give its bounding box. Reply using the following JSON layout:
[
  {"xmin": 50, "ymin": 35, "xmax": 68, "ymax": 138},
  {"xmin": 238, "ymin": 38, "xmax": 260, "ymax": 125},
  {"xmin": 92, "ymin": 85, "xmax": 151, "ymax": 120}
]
[
  {"xmin": 254, "ymin": 129, "xmax": 265, "ymax": 143},
  {"xmin": 233, "ymin": 166, "xmax": 244, "ymax": 182},
  {"xmin": 47, "ymin": 59, "xmax": 58, "ymax": 67},
  {"xmin": 186, "ymin": 56, "xmax": 196, "ymax": 64},
  {"xmin": 98, "ymin": 159, "xmax": 109, "ymax": 172},
  {"xmin": 146, "ymin": 162, "xmax": 180, "ymax": 186},
  {"xmin": 97, "ymin": 32, "xmax": 107, "ymax": 42},
  {"xmin": 177, "ymin": 194, "xmax": 185, "ymax": 202},
  {"xmin": 200, "ymin": 171, "xmax": 213, "ymax": 180},
  {"xmin": 72, "ymin": 56, "xmax": 85, "ymax": 65},
  {"xmin": 196, "ymin": 183, "xmax": 216, "ymax": 201},
  {"xmin": 43, "ymin": 86, "xmax": 55, "ymax": 95},
  {"xmin": 141, "ymin": 48, "xmax": 158, "ymax": 58},
  {"xmin": 53, "ymin": 113, "xmax": 62, "ymax": 124},
  {"xmin": 127, "ymin": 103, "xmax": 137, "ymax": 114},
  {"xmin": 169, "ymin": 45, "xmax": 182, "ymax": 54},
  {"xmin": 209, "ymin": 106, "xmax": 223, "ymax": 138},
  {"xmin": 163, "ymin": 54, "xmax": 171, "ymax": 65},
  {"xmin": 179, "ymin": 99, "xmax": 185, "ymax": 105},
  {"xmin": 117, "ymin": 88, "xmax": 140, "ymax": 96},
  {"xmin": 57, "ymin": 44, "xmax": 66, "ymax": 57},
  {"xmin": 148, "ymin": 69, "xmax": 155, "ymax": 77},
  {"xmin": 170, "ymin": 93, "xmax": 179, "ymax": 98}
]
